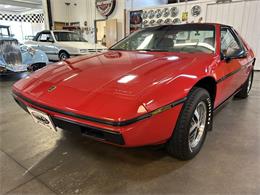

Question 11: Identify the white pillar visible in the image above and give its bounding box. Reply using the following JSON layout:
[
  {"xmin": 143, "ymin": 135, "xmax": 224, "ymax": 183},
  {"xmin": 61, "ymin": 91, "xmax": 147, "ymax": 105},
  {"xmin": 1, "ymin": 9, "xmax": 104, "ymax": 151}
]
[{"xmin": 42, "ymin": 0, "xmax": 50, "ymax": 30}]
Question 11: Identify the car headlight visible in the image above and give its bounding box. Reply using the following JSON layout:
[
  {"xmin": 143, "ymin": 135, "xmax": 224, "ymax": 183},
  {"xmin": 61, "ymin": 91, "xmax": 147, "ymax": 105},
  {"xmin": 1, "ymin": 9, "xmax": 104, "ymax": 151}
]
[{"xmin": 80, "ymin": 49, "xmax": 88, "ymax": 53}]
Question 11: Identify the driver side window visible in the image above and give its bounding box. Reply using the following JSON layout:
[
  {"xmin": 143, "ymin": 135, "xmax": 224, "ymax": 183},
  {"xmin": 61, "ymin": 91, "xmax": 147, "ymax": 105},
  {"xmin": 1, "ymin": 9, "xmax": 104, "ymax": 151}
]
[
  {"xmin": 221, "ymin": 28, "xmax": 243, "ymax": 57},
  {"xmin": 37, "ymin": 33, "xmax": 53, "ymax": 42}
]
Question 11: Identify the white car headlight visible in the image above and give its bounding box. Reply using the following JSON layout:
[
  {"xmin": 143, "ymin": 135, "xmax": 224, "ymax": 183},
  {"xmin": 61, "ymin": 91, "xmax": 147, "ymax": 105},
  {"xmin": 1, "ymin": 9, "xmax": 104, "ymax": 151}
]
[{"xmin": 80, "ymin": 49, "xmax": 88, "ymax": 53}]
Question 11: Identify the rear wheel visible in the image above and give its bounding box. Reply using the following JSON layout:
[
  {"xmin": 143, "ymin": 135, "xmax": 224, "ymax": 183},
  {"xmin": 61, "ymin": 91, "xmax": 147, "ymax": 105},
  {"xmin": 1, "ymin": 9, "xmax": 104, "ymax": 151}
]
[
  {"xmin": 59, "ymin": 51, "xmax": 70, "ymax": 61},
  {"xmin": 166, "ymin": 87, "xmax": 212, "ymax": 160},
  {"xmin": 235, "ymin": 71, "xmax": 254, "ymax": 99}
]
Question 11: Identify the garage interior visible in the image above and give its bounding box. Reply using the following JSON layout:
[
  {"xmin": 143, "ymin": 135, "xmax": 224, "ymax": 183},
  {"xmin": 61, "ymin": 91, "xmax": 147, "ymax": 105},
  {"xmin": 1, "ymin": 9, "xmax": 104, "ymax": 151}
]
[{"xmin": 1, "ymin": 0, "xmax": 260, "ymax": 194}]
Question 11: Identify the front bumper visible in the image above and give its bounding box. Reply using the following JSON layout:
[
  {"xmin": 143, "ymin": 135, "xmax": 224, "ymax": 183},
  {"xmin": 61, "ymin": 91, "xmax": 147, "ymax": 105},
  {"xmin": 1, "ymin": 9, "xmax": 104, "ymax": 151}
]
[{"xmin": 13, "ymin": 91, "xmax": 184, "ymax": 147}]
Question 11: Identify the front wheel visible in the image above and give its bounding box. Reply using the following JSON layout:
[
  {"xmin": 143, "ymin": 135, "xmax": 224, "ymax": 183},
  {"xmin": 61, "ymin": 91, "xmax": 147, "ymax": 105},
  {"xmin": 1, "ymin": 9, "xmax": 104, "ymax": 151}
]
[
  {"xmin": 166, "ymin": 87, "xmax": 212, "ymax": 160},
  {"xmin": 59, "ymin": 51, "xmax": 70, "ymax": 61}
]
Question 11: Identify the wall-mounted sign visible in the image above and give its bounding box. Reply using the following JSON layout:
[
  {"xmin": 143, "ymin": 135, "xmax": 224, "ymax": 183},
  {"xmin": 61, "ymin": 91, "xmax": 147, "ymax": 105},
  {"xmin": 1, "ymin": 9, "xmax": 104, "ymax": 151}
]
[
  {"xmin": 96, "ymin": 0, "xmax": 116, "ymax": 17},
  {"xmin": 182, "ymin": 12, "xmax": 188, "ymax": 21},
  {"xmin": 130, "ymin": 10, "xmax": 143, "ymax": 33}
]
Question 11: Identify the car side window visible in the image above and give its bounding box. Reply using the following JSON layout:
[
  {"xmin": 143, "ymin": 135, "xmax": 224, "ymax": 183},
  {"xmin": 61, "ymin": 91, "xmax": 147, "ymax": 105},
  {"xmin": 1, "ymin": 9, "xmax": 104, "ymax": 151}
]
[
  {"xmin": 221, "ymin": 28, "xmax": 243, "ymax": 57},
  {"xmin": 37, "ymin": 33, "xmax": 53, "ymax": 42}
]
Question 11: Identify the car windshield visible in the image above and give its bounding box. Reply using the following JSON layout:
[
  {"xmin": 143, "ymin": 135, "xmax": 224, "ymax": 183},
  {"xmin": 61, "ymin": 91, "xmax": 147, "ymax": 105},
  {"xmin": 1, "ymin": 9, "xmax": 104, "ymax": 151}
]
[
  {"xmin": 54, "ymin": 32, "xmax": 87, "ymax": 42},
  {"xmin": 111, "ymin": 25, "xmax": 215, "ymax": 54}
]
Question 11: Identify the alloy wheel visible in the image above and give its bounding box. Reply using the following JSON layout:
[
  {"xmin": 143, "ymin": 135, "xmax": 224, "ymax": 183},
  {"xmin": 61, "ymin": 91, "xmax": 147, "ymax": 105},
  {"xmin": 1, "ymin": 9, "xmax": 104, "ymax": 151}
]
[{"xmin": 189, "ymin": 101, "xmax": 207, "ymax": 152}]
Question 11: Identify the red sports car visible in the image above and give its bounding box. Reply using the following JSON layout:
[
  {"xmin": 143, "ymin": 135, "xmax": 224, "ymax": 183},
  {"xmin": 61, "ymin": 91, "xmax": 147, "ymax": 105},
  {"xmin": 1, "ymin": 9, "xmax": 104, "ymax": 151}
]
[{"xmin": 13, "ymin": 23, "xmax": 255, "ymax": 160}]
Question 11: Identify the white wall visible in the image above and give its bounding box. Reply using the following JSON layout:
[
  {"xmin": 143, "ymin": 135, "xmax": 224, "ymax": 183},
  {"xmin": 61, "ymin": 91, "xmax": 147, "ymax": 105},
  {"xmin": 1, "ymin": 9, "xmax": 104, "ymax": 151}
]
[
  {"xmin": 126, "ymin": 0, "xmax": 168, "ymax": 10},
  {"xmin": 50, "ymin": 0, "xmax": 126, "ymax": 43},
  {"xmin": 206, "ymin": 0, "xmax": 260, "ymax": 70}
]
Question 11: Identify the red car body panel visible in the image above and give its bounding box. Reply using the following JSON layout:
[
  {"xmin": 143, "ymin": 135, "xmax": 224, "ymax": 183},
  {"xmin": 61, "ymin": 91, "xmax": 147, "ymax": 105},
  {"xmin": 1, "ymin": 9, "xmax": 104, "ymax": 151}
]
[{"xmin": 12, "ymin": 24, "xmax": 255, "ymax": 147}]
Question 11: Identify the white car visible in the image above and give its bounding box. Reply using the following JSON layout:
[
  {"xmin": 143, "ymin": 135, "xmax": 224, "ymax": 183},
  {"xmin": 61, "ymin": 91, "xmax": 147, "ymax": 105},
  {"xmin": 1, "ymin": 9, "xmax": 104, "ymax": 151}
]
[{"xmin": 25, "ymin": 30, "xmax": 107, "ymax": 61}]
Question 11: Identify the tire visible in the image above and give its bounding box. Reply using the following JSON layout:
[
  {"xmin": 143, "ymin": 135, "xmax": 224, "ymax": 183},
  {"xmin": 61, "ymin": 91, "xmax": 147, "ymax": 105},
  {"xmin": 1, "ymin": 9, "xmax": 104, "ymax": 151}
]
[
  {"xmin": 235, "ymin": 71, "xmax": 254, "ymax": 99},
  {"xmin": 59, "ymin": 51, "xmax": 70, "ymax": 61},
  {"xmin": 166, "ymin": 87, "xmax": 212, "ymax": 160}
]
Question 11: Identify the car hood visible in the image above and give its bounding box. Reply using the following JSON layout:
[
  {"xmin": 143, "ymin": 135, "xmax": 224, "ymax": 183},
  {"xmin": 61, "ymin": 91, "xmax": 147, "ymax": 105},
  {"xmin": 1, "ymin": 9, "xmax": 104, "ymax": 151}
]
[
  {"xmin": 57, "ymin": 41, "xmax": 106, "ymax": 50},
  {"xmin": 13, "ymin": 51, "xmax": 213, "ymax": 121}
]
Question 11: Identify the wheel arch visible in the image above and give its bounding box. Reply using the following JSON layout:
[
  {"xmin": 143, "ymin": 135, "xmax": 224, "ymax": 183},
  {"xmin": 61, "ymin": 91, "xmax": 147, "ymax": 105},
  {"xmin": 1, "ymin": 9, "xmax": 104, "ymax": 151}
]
[
  {"xmin": 192, "ymin": 76, "xmax": 217, "ymax": 105},
  {"xmin": 58, "ymin": 49, "xmax": 70, "ymax": 57}
]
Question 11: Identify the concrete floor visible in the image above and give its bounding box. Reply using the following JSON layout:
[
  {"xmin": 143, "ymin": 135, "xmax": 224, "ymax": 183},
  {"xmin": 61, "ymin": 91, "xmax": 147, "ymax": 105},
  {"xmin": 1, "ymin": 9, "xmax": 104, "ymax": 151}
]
[{"xmin": 0, "ymin": 72, "xmax": 260, "ymax": 195}]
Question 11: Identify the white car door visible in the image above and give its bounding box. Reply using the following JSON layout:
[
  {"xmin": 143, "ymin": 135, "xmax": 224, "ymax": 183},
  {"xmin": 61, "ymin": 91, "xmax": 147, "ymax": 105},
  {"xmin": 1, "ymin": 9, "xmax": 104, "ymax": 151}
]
[{"xmin": 34, "ymin": 32, "xmax": 59, "ymax": 61}]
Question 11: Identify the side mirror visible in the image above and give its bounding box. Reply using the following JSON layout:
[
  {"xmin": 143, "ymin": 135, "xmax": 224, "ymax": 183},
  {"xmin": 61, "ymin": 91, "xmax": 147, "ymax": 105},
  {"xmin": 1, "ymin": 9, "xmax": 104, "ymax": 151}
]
[
  {"xmin": 221, "ymin": 52, "xmax": 232, "ymax": 63},
  {"xmin": 236, "ymin": 50, "xmax": 247, "ymax": 58},
  {"xmin": 221, "ymin": 49, "xmax": 247, "ymax": 63}
]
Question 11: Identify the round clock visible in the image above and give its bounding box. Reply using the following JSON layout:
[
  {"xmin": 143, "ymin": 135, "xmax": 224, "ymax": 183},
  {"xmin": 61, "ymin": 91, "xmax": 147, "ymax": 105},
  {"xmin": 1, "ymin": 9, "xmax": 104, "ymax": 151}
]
[
  {"xmin": 170, "ymin": 7, "xmax": 179, "ymax": 18},
  {"xmin": 191, "ymin": 5, "xmax": 201, "ymax": 17},
  {"xmin": 164, "ymin": 18, "xmax": 172, "ymax": 24},
  {"xmin": 149, "ymin": 19, "xmax": 156, "ymax": 26},
  {"xmin": 155, "ymin": 9, "xmax": 162, "ymax": 18},
  {"xmin": 142, "ymin": 11, "xmax": 148, "ymax": 19},
  {"xmin": 163, "ymin": 8, "xmax": 170, "ymax": 18},
  {"xmin": 173, "ymin": 18, "xmax": 181, "ymax": 24},
  {"xmin": 148, "ymin": 10, "xmax": 155, "ymax": 19},
  {"xmin": 157, "ymin": 19, "xmax": 164, "ymax": 25}
]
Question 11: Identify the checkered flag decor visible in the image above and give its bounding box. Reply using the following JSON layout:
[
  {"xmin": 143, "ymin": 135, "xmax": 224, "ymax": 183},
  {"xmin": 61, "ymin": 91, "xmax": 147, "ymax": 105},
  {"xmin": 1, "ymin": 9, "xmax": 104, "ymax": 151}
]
[{"xmin": 0, "ymin": 13, "xmax": 44, "ymax": 23}]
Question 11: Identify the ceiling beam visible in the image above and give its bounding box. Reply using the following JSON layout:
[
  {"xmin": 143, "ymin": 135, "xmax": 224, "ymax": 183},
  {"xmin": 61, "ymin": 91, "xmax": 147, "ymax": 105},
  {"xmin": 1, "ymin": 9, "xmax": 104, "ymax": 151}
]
[{"xmin": 0, "ymin": 0, "xmax": 42, "ymax": 9}]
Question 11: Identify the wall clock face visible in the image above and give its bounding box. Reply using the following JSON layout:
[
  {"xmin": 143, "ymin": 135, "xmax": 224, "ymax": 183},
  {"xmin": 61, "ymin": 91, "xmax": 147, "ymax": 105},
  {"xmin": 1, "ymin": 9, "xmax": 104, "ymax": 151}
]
[
  {"xmin": 163, "ymin": 8, "xmax": 170, "ymax": 18},
  {"xmin": 155, "ymin": 9, "xmax": 162, "ymax": 18},
  {"xmin": 149, "ymin": 19, "xmax": 156, "ymax": 26},
  {"xmin": 173, "ymin": 18, "xmax": 181, "ymax": 24},
  {"xmin": 142, "ymin": 11, "xmax": 148, "ymax": 19},
  {"xmin": 157, "ymin": 19, "xmax": 163, "ymax": 25},
  {"xmin": 170, "ymin": 7, "xmax": 179, "ymax": 18},
  {"xmin": 191, "ymin": 5, "xmax": 201, "ymax": 17},
  {"xmin": 96, "ymin": 0, "xmax": 116, "ymax": 17},
  {"xmin": 164, "ymin": 18, "xmax": 172, "ymax": 24},
  {"xmin": 143, "ymin": 20, "xmax": 149, "ymax": 26},
  {"xmin": 148, "ymin": 10, "xmax": 155, "ymax": 19}
]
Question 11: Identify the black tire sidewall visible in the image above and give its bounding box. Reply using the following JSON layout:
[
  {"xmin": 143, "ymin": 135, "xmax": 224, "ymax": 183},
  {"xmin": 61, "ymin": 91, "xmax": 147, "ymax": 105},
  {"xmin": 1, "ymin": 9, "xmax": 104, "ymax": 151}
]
[
  {"xmin": 184, "ymin": 90, "xmax": 211, "ymax": 157},
  {"xmin": 59, "ymin": 51, "xmax": 69, "ymax": 60},
  {"xmin": 167, "ymin": 88, "xmax": 212, "ymax": 160}
]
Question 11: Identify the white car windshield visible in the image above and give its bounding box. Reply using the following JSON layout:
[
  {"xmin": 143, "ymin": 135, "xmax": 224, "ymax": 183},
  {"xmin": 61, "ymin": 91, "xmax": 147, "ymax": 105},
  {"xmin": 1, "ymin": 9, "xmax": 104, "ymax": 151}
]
[
  {"xmin": 54, "ymin": 32, "xmax": 87, "ymax": 42},
  {"xmin": 111, "ymin": 24, "xmax": 216, "ymax": 54}
]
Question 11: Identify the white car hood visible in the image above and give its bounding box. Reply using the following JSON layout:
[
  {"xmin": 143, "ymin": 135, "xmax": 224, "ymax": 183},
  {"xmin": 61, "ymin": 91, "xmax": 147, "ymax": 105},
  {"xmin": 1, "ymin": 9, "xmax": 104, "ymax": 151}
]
[{"xmin": 58, "ymin": 42, "xmax": 106, "ymax": 49}]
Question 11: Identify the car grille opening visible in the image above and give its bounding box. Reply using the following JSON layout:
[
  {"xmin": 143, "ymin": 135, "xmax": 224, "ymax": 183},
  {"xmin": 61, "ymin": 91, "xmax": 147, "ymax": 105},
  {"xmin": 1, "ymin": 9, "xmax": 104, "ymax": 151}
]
[{"xmin": 52, "ymin": 117, "xmax": 125, "ymax": 145}]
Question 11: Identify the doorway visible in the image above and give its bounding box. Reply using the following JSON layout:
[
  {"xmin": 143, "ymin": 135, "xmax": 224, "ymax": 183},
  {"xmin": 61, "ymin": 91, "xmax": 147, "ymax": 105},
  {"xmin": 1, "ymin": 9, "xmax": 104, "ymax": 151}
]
[
  {"xmin": 95, "ymin": 20, "xmax": 107, "ymax": 46},
  {"xmin": 95, "ymin": 19, "xmax": 118, "ymax": 48}
]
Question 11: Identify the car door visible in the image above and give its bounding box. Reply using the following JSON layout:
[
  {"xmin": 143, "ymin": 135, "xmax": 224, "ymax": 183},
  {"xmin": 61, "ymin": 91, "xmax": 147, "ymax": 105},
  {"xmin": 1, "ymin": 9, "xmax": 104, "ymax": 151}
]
[
  {"xmin": 36, "ymin": 32, "xmax": 58, "ymax": 59},
  {"xmin": 231, "ymin": 28, "xmax": 254, "ymax": 84},
  {"xmin": 216, "ymin": 26, "xmax": 247, "ymax": 105}
]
